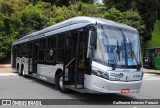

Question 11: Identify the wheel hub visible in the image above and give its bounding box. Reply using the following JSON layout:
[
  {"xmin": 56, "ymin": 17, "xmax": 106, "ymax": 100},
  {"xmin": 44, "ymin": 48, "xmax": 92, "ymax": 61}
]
[{"xmin": 59, "ymin": 76, "xmax": 64, "ymax": 89}]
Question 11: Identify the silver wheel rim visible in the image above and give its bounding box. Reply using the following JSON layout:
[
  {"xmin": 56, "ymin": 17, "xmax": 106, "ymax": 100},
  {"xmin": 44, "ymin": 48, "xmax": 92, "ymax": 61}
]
[
  {"xmin": 59, "ymin": 76, "xmax": 64, "ymax": 89},
  {"xmin": 22, "ymin": 68, "xmax": 25, "ymax": 76},
  {"xmin": 17, "ymin": 68, "xmax": 20, "ymax": 74}
]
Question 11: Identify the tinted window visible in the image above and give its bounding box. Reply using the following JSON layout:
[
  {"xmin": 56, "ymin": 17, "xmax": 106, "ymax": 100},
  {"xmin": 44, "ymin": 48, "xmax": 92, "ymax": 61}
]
[
  {"xmin": 57, "ymin": 34, "xmax": 65, "ymax": 62},
  {"xmin": 47, "ymin": 36, "xmax": 57, "ymax": 62}
]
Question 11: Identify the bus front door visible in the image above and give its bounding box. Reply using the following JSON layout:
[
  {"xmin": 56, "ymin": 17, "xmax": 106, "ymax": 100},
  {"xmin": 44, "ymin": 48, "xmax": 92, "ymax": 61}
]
[{"xmin": 63, "ymin": 31, "xmax": 87, "ymax": 89}]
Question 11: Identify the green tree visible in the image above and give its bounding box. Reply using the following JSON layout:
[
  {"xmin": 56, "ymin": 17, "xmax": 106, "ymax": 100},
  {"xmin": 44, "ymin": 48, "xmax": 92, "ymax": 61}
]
[
  {"xmin": 103, "ymin": 0, "xmax": 135, "ymax": 11},
  {"xmin": 0, "ymin": 1, "xmax": 14, "ymax": 16},
  {"xmin": 0, "ymin": 14, "xmax": 19, "ymax": 60},
  {"xmin": 103, "ymin": 0, "xmax": 158, "ymax": 42},
  {"xmin": 18, "ymin": 3, "xmax": 47, "ymax": 37},
  {"xmin": 103, "ymin": 8, "xmax": 145, "ymax": 42},
  {"xmin": 137, "ymin": 0, "xmax": 157, "ymax": 41},
  {"xmin": 156, "ymin": 0, "xmax": 160, "ymax": 19},
  {"xmin": 0, "ymin": 0, "xmax": 149, "ymax": 61}
]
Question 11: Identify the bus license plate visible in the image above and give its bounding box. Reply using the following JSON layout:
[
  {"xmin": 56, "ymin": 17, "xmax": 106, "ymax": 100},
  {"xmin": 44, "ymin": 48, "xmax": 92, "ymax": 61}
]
[{"xmin": 121, "ymin": 88, "xmax": 130, "ymax": 93}]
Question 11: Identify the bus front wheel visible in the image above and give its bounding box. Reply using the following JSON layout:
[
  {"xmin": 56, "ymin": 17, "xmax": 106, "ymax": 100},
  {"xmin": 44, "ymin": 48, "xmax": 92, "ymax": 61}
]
[{"xmin": 56, "ymin": 73, "xmax": 69, "ymax": 93}]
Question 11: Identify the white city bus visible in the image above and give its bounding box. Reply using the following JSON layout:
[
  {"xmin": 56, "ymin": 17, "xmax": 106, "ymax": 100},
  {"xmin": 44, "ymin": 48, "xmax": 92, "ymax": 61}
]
[{"xmin": 11, "ymin": 16, "xmax": 143, "ymax": 93}]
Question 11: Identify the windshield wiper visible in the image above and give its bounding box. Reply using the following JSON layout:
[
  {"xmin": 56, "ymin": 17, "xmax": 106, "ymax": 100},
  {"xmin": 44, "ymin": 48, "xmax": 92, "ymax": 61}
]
[
  {"xmin": 128, "ymin": 42, "xmax": 140, "ymax": 70},
  {"xmin": 112, "ymin": 40, "xmax": 121, "ymax": 70},
  {"xmin": 116, "ymin": 40, "xmax": 121, "ymax": 61},
  {"xmin": 120, "ymin": 29, "xmax": 140, "ymax": 70}
]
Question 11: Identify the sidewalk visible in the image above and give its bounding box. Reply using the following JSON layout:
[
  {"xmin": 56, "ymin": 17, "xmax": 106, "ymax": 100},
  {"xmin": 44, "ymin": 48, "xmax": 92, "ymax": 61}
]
[
  {"xmin": 0, "ymin": 64, "xmax": 11, "ymax": 68},
  {"xmin": 0, "ymin": 64, "xmax": 15, "ymax": 73},
  {"xmin": 143, "ymin": 68, "xmax": 160, "ymax": 74}
]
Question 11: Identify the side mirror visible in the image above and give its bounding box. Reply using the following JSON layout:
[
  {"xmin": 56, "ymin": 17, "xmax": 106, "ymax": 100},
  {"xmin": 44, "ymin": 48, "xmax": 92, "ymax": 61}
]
[{"xmin": 90, "ymin": 30, "xmax": 97, "ymax": 46}]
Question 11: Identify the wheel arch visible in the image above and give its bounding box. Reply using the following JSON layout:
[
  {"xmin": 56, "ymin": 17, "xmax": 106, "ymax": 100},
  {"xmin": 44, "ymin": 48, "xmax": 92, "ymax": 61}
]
[
  {"xmin": 16, "ymin": 63, "xmax": 19, "ymax": 69},
  {"xmin": 55, "ymin": 68, "xmax": 63, "ymax": 82}
]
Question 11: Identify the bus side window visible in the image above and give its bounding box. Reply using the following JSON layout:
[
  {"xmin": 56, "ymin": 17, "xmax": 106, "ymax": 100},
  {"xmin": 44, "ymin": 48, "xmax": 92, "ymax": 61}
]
[
  {"xmin": 47, "ymin": 36, "xmax": 56, "ymax": 62},
  {"xmin": 39, "ymin": 38, "xmax": 47, "ymax": 61},
  {"xmin": 19, "ymin": 43, "xmax": 28, "ymax": 57},
  {"xmin": 57, "ymin": 34, "xmax": 65, "ymax": 63},
  {"xmin": 16, "ymin": 45, "xmax": 20, "ymax": 57}
]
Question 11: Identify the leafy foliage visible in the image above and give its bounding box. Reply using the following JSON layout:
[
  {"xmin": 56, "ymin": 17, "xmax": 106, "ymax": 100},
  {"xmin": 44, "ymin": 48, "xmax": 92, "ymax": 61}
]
[
  {"xmin": 103, "ymin": 0, "xmax": 159, "ymax": 41},
  {"xmin": 0, "ymin": 14, "xmax": 18, "ymax": 59},
  {"xmin": 145, "ymin": 20, "xmax": 160, "ymax": 48},
  {"xmin": 0, "ymin": 0, "xmax": 158, "ymax": 61},
  {"xmin": 18, "ymin": 3, "xmax": 48, "ymax": 36},
  {"xmin": 0, "ymin": 1, "xmax": 101, "ymax": 60},
  {"xmin": 103, "ymin": 0, "xmax": 135, "ymax": 12},
  {"xmin": 137, "ymin": 0, "xmax": 158, "ymax": 41},
  {"xmin": 103, "ymin": 8, "xmax": 145, "ymax": 42},
  {"xmin": 157, "ymin": 0, "xmax": 160, "ymax": 19}
]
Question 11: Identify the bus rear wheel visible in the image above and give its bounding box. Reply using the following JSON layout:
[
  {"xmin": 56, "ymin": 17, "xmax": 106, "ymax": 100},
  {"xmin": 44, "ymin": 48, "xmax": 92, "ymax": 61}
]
[
  {"xmin": 56, "ymin": 73, "xmax": 69, "ymax": 93},
  {"xmin": 21, "ymin": 66, "xmax": 26, "ymax": 77},
  {"xmin": 17, "ymin": 65, "xmax": 22, "ymax": 76}
]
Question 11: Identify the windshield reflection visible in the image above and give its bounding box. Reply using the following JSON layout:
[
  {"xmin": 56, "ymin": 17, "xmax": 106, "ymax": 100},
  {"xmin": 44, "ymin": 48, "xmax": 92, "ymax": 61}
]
[{"xmin": 93, "ymin": 25, "xmax": 141, "ymax": 68}]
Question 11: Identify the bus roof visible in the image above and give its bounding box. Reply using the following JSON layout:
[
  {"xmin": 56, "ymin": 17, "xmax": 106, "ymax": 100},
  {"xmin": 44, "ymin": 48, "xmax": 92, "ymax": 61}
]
[{"xmin": 13, "ymin": 16, "xmax": 137, "ymax": 45}]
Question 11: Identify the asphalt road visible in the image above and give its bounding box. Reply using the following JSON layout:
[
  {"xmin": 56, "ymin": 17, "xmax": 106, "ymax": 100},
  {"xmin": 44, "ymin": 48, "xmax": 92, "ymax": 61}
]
[{"xmin": 0, "ymin": 70, "xmax": 160, "ymax": 108}]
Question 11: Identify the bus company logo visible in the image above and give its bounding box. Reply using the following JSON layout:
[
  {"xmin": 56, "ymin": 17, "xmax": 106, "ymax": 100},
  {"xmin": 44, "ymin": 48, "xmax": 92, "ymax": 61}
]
[{"xmin": 2, "ymin": 100, "xmax": 11, "ymax": 105}]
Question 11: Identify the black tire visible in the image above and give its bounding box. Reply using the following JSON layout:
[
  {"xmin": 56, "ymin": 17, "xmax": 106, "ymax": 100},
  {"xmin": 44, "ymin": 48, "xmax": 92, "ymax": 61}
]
[
  {"xmin": 21, "ymin": 66, "xmax": 26, "ymax": 77},
  {"xmin": 56, "ymin": 73, "xmax": 69, "ymax": 93},
  {"xmin": 17, "ymin": 65, "xmax": 22, "ymax": 76}
]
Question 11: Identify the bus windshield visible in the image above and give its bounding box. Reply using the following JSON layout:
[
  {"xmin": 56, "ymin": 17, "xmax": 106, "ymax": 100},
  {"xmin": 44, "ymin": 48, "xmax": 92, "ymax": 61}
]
[{"xmin": 93, "ymin": 25, "xmax": 141, "ymax": 69}]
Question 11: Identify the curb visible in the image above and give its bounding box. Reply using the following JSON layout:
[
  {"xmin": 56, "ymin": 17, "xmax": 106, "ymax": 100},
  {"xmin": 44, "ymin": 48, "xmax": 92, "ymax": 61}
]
[{"xmin": 143, "ymin": 68, "xmax": 160, "ymax": 74}]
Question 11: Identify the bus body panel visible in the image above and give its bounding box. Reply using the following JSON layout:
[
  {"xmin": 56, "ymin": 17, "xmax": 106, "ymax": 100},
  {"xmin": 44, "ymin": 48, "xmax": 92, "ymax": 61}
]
[
  {"xmin": 45, "ymin": 23, "xmax": 90, "ymax": 37},
  {"xmin": 15, "ymin": 56, "xmax": 63, "ymax": 83},
  {"xmin": 12, "ymin": 16, "xmax": 137, "ymax": 46},
  {"xmin": 37, "ymin": 64, "xmax": 63, "ymax": 80},
  {"xmin": 83, "ymin": 61, "xmax": 143, "ymax": 93},
  {"xmin": 11, "ymin": 16, "xmax": 143, "ymax": 94},
  {"xmin": 92, "ymin": 61, "xmax": 143, "ymax": 81}
]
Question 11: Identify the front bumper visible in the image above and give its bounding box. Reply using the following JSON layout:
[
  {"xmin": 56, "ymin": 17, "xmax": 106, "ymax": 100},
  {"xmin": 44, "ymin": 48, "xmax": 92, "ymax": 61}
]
[{"xmin": 85, "ymin": 75, "xmax": 142, "ymax": 93}]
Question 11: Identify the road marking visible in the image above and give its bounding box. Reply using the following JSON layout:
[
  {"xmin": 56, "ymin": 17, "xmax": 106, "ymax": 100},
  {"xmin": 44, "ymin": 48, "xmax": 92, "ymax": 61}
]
[{"xmin": 0, "ymin": 73, "xmax": 18, "ymax": 77}]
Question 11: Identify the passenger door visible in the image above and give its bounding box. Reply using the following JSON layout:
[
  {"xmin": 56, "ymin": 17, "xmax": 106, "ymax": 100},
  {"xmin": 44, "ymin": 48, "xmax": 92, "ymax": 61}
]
[
  {"xmin": 28, "ymin": 40, "xmax": 38, "ymax": 73},
  {"xmin": 63, "ymin": 30, "xmax": 89, "ymax": 89}
]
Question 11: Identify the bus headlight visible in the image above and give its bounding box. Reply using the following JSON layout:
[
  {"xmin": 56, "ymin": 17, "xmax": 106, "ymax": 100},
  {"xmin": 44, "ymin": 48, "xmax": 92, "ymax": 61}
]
[{"xmin": 92, "ymin": 70, "xmax": 109, "ymax": 80}]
